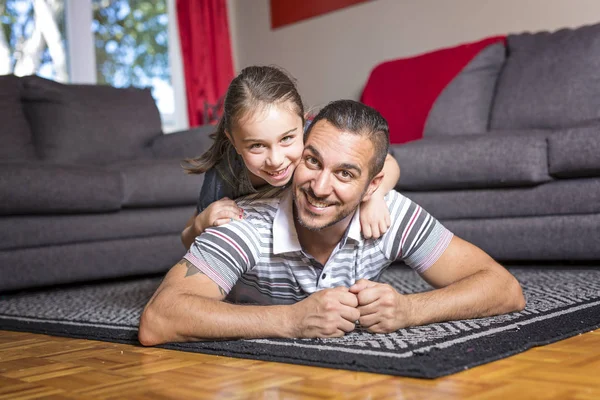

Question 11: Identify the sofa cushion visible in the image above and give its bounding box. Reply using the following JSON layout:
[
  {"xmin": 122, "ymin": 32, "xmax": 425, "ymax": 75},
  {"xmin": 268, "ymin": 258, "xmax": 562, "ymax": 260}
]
[
  {"xmin": 114, "ymin": 158, "xmax": 204, "ymax": 207},
  {"xmin": 392, "ymin": 132, "xmax": 551, "ymax": 191},
  {"xmin": 0, "ymin": 207, "xmax": 191, "ymax": 251},
  {"xmin": 404, "ymin": 178, "xmax": 600, "ymax": 220},
  {"xmin": 0, "ymin": 162, "xmax": 122, "ymax": 215},
  {"xmin": 361, "ymin": 36, "xmax": 506, "ymax": 144},
  {"xmin": 547, "ymin": 125, "xmax": 600, "ymax": 178},
  {"xmin": 0, "ymin": 235, "xmax": 183, "ymax": 292},
  {"xmin": 424, "ymin": 43, "xmax": 506, "ymax": 136},
  {"xmin": 444, "ymin": 214, "xmax": 600, "ymax": 261},
  {"xmin": 151, "ymin": 125, "xmax": 216, "ymax": 159},
  {"xmin": 491, "ymin": 23, "xmax": 600, "ymax": 130},
  {"xmin": 21, "ymin": 75, "xmax": 162, "ymax": 165},
  {"xmin": 0, "ymin": 75, "xmax": 36, "ymax": 160}
]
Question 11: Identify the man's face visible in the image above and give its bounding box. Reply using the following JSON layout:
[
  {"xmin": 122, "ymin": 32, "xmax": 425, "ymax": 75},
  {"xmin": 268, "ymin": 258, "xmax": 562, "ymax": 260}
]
[{"xmin": 292, "ymin": 120, "xmax": 380, "ymax": 231}]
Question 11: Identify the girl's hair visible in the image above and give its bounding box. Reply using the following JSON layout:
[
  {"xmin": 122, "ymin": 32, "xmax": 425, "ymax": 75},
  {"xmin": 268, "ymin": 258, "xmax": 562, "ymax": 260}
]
[{"xmin": 182, "ymin": 66, "xmax": 304, "ymax": 175}]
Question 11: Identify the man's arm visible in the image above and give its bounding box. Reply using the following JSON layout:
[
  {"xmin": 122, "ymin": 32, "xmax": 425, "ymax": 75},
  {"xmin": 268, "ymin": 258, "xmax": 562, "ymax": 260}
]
[
  {"xmin": 409, "ymin": 236, "xmax": 525, "ymax": 324},
  {"xmin": 138, "ymin": 259, "xmax": 360, "ymax": 345},
  {"xmin": 139, "ymin": 259, "xmax": 289, "ymax": 344},
  {"xmin": 350, "ymin": 236, "xmax": 525, "ymax": 332}
]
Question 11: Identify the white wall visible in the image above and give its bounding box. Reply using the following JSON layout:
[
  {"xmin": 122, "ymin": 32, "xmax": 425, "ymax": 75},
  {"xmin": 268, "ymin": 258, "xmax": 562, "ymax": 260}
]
[
  {"xmin": 228, "ymin": 0, "xmax": 600, "ymax": 109},
  {"xmin": 166, "ymin": 0, "xmax": 189, "ymax": 132}
]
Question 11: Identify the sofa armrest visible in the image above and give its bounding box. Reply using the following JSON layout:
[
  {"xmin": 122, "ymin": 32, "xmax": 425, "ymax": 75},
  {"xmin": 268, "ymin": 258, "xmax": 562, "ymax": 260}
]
[{"xmin": 150, "ymin": 125, "xmax": 216, "ymax": 159}]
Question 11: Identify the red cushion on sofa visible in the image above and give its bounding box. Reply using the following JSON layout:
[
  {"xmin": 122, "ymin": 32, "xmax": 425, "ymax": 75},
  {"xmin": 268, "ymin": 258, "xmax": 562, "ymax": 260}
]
[{"xmin": 361, "ymin": 36, "xmax": 506, "ymax": 144}]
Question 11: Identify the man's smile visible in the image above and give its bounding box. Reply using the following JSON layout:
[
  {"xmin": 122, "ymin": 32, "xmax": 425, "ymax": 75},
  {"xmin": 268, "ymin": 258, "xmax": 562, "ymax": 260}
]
[{"xmin": 302, "ymin": 188, "xmax": 336, "ymax": 212}]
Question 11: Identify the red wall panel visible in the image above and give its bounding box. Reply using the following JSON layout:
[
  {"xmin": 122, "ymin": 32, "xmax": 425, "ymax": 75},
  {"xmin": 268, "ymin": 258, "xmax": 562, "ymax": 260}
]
[{"xmin": 270, "ymin": 0, "xmax": 371, "ymax": 29}]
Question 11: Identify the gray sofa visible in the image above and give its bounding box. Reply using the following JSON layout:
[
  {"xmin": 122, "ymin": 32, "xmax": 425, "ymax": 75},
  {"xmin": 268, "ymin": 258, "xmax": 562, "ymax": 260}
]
[
  {"xmin": 3, "ymin": 23, "xmax": 599, "ymax": 292},
  {"xmin": 390, "ymin": 23, "xmax": 600, "ymax": 261},
  {"xmin": 0, "ymin": 74, "xmax": 214, "ymax": 292}
]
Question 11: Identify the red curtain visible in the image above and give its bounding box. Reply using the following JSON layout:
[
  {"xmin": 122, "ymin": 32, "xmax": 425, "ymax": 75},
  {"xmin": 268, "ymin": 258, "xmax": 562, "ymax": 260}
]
[{"xmin": 177, "ymin": 0, "xmax": 234, "ymax": 127}]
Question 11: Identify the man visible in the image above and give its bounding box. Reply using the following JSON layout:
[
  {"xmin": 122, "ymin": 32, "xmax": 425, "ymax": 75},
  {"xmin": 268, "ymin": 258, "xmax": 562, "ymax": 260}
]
[{"xmin": 138, "ymin": 100, "xmax": 525, "ymax": 345}]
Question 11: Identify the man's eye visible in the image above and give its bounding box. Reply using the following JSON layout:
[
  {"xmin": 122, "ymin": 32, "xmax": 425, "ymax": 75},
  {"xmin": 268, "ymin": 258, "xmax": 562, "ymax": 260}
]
[
  {"xmin": 340, "ymin": 171, "xmax": 353, "ymax": 179},
  {"xmin": 306, "ymin": 156, "xmax": 318, "ymax": 165}
]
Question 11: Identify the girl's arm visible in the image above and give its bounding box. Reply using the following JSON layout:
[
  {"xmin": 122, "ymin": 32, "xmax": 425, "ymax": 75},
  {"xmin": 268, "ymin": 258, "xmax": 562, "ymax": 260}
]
[
  {"xmin": 360, "ymin": 153, "xmax": 401, "ymax": 239},
  {"xmin": 181, "ymin": 213, "xmax": 200, "ymax": 250},
  {"xmin": 378, "ymin": 153, "xmax": 401, "ymax": 195},
  {"xmin": 181, "ymin": 168, "xmax": 242, "ymax": 250},
  {"xmin": 181, "ymin": 199, "xmax": 243, "ymax": 250}
]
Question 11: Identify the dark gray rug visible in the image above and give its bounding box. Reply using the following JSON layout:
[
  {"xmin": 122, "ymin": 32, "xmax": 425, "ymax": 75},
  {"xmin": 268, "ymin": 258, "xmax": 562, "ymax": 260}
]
[{"xmin": 0, "ymin": 266, "xmax": 599, "ymax": 378}]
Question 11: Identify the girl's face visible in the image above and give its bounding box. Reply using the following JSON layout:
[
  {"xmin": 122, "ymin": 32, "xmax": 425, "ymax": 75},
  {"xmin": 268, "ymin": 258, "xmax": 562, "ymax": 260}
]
[{"xmin": 229, "ymin": 102, "xmax": 304, "ymax": 187}]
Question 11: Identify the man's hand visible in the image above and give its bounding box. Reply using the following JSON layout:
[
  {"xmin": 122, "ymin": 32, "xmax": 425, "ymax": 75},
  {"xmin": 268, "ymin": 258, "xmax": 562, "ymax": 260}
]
[
  {"xmin": 289, "ymin": 287, "xmax": 361, "ymax": 338},
  {"xmin": 360, "ymin": 192, "xmax": 391, "ymax": 239},
  {"xmin": 196, "ymin": 197, "xmax": 243, "ymax": 232},
  {"xmin": 349, "ymin": 279, "xmax": 412, "ymax": 333}
]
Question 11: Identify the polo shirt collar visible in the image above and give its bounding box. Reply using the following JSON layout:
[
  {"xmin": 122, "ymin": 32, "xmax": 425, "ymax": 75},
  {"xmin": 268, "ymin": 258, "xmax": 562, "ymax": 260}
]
[
  {"xmin": 273, "ymin": 189, "xmax": 302, "ymax": 254},
  {"xmin": 342, "ymin": 206, "xmax": 362, "ymax": 246}
]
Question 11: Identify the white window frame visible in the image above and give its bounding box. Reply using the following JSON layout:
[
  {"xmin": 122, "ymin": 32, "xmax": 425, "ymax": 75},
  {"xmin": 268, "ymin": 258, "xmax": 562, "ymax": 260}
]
[{"xmin": 64, "ymin": 0, "xmax": 188, "ymax": 133}]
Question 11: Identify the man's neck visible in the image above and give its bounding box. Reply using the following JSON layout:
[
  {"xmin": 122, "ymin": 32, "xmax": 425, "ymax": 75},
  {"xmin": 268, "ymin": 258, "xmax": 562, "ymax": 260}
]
[{"xmin": 294, "ymin": 213, "xmax": 354, "ymax": 266}]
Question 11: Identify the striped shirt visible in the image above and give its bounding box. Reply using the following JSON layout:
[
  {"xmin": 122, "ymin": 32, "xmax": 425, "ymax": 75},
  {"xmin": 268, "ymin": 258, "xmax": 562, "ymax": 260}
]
[{"xmin": 185, "ymin": 187, "xmax": 453, "ymax": 305}]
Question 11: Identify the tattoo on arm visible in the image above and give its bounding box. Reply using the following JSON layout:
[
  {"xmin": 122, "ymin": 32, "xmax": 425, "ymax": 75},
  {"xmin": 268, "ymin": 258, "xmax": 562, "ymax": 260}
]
[
  {"xmin": 180, "ymin": 259, "xmax": 228, "ymax": 296},
  {"xmin": 182, "ymin": 259, "xmax": 204, "ymax": 277}
]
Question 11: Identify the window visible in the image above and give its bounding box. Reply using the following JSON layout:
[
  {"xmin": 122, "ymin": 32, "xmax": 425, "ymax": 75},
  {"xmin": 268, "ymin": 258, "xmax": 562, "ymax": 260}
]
[
  {"xmin": 92, "ymin": 0, "xmax": 175, "ymax": 126},
  {"xmin": 0, "ymin": 0, "xmax": 187, "ymax": 132},
  {"xmin": 0, "ymin": 0, "xmax": 68, "ymax": 81}
]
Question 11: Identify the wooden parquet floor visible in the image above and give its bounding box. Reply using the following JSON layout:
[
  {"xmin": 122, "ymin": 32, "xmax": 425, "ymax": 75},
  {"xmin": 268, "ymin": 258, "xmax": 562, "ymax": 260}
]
[{"xmin": 0, "ymin": 329, "xmax": 598, "ymax": 400}]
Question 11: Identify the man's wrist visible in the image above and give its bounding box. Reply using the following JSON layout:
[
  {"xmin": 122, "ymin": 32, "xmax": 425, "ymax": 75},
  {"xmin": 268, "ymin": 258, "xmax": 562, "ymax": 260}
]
[
  {"xmin": 279, "ymin": 304, "xmax": 299, "ymax": 338},
  {"xmin": 404, "ymin": 294, "xmax": 420, "ymax": 327}
]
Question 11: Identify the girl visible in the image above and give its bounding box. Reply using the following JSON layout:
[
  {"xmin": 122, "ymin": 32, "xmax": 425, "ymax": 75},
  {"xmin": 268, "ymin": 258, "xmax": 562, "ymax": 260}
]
[{"xmin": 181, "ymin": 66, "xmax": 400, "ymax": 249}]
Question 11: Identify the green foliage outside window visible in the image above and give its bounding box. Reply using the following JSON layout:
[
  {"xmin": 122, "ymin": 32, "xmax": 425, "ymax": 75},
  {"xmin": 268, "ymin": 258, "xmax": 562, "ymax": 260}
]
[{"xmin": 92, "ymin": 0, "xmax": 170, "ymax": 89}]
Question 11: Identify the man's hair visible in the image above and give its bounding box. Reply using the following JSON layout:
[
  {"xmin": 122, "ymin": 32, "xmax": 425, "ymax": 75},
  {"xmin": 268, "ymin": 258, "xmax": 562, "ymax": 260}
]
[{"xmin": 305, "ymin": 100, "xmax": 389, "ymax": 180}]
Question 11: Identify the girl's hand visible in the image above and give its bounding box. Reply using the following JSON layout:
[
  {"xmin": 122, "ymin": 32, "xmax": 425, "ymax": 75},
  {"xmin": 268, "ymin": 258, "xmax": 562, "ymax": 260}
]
[
  {"xmin": 196, "ymin": 197, "xmax": 243, "ymax": 234},
  {"xmin": 360, "ymin": 193, "xmax": 390, "ymax": 239}
]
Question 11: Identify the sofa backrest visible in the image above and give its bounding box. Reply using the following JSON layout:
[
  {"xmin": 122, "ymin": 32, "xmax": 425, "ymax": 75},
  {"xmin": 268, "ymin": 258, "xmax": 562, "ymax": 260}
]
[
  {"xmin": 361, "ymin": 36, "xmax": 506, "ymax": 144},
  {"xmin": 490, "ymin": 22, "xmax": 600, "ymax": 131},
  {"xmin": 21, "ymin": 75, "xmax": 163, "ymax": 165},
  {"xmin": 0, "ymin": 75, "xmax": 37, "ymax": 160},
  {"xmin": 423, "ymin": 43, "xmax": 506, "ymax": 137}
]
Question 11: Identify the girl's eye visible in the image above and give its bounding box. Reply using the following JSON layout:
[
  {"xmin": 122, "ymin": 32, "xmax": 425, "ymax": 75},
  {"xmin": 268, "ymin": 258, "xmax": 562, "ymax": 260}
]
[
  {"xmin": 250, "ymin": 143, "xmax": 264, "ymax": 150},
  {"xmin": 281, "ymin": 135, "xmax": 294, "ymax": 143}
]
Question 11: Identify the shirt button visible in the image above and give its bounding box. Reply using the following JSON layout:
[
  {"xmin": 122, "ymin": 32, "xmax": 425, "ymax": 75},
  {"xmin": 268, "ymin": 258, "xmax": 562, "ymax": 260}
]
[{"xmin": 321, "ymin": 273, "xmax": 327, "ymax": 279}]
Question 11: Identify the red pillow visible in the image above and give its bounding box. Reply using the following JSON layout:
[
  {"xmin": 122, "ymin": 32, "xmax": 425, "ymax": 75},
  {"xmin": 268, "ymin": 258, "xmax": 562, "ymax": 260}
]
[{"xmin": 361, "ymin": 36, "xmax": 506, "ymax": 144}]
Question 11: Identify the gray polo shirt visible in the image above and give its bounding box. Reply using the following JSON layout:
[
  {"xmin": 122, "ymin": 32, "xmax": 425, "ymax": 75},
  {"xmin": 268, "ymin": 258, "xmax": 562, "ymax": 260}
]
[{"xmin": 185, "ymin": 187, "xmax": 453, "ymax": 305}]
